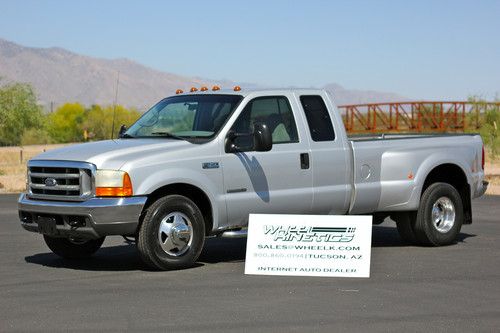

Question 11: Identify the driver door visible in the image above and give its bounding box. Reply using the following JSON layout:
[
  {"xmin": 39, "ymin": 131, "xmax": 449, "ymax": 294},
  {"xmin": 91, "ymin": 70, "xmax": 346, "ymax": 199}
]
[{"xmin": 221, "ymin": 95, "xmax": 313, "ymax": 227}]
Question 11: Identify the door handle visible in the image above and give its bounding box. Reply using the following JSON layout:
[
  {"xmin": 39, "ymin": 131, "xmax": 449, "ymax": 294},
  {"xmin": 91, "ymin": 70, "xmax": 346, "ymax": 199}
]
[{"xmin": 300, "ymin": 153, "xmax": 310, "ymax": 169}]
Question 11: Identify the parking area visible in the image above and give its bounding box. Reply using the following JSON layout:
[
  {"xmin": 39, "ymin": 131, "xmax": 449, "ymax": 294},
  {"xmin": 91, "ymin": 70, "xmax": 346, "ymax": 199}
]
[{"xmin": 1, "ymin": 193, "xmax": 499, "ymax": 332}]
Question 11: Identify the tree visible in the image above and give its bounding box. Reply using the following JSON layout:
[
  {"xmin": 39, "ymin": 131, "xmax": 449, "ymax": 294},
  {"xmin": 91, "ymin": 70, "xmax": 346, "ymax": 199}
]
[
  {"xmin": 481, "ymin": 103, "xmax": 500, "ymax": 158},
  {"xmin": 84, "ymin": 105, "xmax": 140, "ymax": 140},
  {"xmin": 467, "ymin": 96, "xmax": 500, "ymax": 159},
  {"xmin": 0, "ymin": 82, "xmax": 43, "ymax": 146},
  {"xmin": 47, "ymin": 103, "xmax": 86, "ymax": 143}
]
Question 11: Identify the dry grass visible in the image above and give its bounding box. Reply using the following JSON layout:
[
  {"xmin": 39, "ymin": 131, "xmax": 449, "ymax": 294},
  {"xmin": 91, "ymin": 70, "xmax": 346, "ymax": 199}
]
[
  {"xmin": 1, "ymin": 143, "xmax": 499, "ymax": 195},
  {"xmin": 0, "ymin": 144, "xmax": 71, "ymax": 193}
]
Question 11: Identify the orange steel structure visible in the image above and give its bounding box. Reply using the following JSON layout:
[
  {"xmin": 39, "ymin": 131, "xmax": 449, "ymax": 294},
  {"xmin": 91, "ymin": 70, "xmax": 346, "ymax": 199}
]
[{"xmin": 338, "ymin": 101, "xmax": 500, "ymax": 133}]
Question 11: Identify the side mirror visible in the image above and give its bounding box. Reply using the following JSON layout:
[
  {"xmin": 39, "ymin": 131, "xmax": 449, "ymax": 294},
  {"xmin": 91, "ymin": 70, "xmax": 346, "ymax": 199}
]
[
  {"xmin": 253, "ymin": 123, "xmax": 272, "ymax": 152},
  {"xmin": 118, "ymin": 125, "xmax": 127, "ymax": 138},
  {"xmin": 224, "ymin": 122, "xmax": 273, "ymax": 153}
]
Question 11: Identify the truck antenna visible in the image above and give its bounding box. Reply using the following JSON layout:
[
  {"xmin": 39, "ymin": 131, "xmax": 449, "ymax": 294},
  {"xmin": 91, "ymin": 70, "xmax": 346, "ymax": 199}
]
[{"xmin": 110, "ymin": 71, "xmax": 120, "ymax": 140}]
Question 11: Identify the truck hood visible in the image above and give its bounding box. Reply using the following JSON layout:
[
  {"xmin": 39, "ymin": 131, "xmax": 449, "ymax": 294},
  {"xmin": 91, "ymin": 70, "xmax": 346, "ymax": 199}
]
[{"xmin": 32, "ymin": 138, "xmax": 192, "ymax": 170}]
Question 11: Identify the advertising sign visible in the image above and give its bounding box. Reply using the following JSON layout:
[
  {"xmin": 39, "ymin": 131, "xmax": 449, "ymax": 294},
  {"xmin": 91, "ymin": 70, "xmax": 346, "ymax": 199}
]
[{"xmin": 245, "ymin": 214, "xmax": 372, "ymax": 278}]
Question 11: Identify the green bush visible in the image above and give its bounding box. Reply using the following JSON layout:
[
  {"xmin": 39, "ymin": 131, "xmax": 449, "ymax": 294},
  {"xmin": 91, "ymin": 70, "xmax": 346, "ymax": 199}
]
[
  {"xmin": 0, "ymin": 82, "xmax": 43, "ymax": 146},
  {"xmin": 467, "ymin": 97, "xmax": 500, "ymax": 159},
  {"xmin": 83, "ymin": 105, "xmax": 141, "ymax": 140},
  {"xmin": 46, "ymin": 103, "xmax": 86, "ymax": 143},
  {"xmin": 21, "ymin": 128, "xmax": 54, "ymax": 146}
]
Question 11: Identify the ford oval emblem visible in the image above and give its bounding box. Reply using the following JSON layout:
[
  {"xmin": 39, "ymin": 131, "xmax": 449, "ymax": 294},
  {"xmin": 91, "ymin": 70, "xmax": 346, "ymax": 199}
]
[{"xmin": 45, "ymin": 178, "xmax": 57, "ymax": 187}]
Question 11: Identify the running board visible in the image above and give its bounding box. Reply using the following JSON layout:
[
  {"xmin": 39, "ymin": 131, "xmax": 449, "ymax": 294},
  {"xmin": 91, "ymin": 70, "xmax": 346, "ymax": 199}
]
[{"xmin": 220, "ymin": 228, "xmax": 248, "ymax": 238}]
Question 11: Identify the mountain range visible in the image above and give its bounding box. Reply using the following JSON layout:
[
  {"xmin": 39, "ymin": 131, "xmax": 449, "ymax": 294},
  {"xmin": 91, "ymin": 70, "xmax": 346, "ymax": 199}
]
[{"xmin": 0, "ymin": 38, "xmax": 407, "ymax": 110}]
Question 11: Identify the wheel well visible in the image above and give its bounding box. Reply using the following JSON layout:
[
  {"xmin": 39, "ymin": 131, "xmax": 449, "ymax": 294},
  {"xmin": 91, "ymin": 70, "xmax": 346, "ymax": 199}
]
[
  {"xmin": 422, "ymin": 163, "xmax": 472, "ymax": 224},
  {"xmin": 142, "ymin": 183, "xmax": 213, "ymax": 235}
]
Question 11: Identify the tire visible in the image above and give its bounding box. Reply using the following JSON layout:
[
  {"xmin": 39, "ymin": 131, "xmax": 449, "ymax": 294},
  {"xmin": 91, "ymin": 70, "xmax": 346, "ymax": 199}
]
[
  {"xmin": 43, "ymin": 236, "xmax": 105, "ymax": 259},
  {"xmin": 392, "ymin": 212, "xmax": 418, "ymax": 245},
  {"xmin": 137, "ymin": 195, "xmax": 205, "ymax": 270},
  {"xmin": 413, "ymin": 182, "xmax": 464, "ymax": 246}
]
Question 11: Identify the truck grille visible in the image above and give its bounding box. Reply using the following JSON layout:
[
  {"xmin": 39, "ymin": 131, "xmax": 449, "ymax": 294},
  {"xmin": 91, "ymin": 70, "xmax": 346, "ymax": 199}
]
[{"xmin": 27, "ymin": 161, "xmax": 95, "ymax": 201}]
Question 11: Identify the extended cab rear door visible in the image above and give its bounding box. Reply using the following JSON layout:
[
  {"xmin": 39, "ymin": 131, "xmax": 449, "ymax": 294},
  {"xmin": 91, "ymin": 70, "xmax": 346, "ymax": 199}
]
[
  {"xmin": 295, "ymin": 92, "xmax": 351, "ymax": 214},
  {"xmin": 221, "ymin": 93, "xmax": 313, "ymax": 226}
]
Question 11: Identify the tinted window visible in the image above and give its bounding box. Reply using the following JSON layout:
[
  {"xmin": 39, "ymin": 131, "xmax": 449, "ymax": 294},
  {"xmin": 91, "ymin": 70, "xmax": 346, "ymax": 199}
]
[
  {"xmin": 231, "ymin": 96, "xmax": 299, "ymax": 149},
  {"xmin": 300, "ymin": 95, "xmax": 335, "ymax": 141}
]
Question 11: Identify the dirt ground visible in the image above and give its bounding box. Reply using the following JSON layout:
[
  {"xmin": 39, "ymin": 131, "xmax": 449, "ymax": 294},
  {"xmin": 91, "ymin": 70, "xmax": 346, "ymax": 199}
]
[
  {"xmin": 485, "ymin": 161, "xmax": 500, "ymax": 195},
  {"xmin": 1, "ymin": 143, "xmax": 499, "ymax": 195}
]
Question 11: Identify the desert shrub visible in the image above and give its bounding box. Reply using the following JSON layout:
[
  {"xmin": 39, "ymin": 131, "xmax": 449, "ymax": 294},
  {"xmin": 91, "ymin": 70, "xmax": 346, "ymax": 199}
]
[{"xmin": 21, "ymin": 128, "xmax": 54, "ymax": 145}]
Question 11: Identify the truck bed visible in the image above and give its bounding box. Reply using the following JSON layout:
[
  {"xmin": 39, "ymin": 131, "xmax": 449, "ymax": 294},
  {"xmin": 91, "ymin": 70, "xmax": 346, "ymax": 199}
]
[{"xmin": 346, "ymin": 133, "xmax": 484, "ymax": 214}]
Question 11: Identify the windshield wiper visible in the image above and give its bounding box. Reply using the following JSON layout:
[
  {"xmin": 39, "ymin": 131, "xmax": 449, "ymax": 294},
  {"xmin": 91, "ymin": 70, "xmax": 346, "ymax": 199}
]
[{"xmin": 150, "ymin": 132, "xmax": 188, "ymax": 140}]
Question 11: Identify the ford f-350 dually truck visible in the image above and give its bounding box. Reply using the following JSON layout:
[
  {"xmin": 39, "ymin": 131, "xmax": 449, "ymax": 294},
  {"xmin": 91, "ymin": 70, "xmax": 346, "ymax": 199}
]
[{"xmin": 18, "ymin": 88, "xmax": 488, "ymax": 270}]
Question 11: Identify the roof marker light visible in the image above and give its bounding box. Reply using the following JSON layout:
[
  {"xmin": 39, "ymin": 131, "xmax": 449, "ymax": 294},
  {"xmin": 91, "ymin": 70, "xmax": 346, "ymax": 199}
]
[
  {"xmin": 212, "ymin": 85, "xmax": 221, "ymax": 91},
  {"xmin": 175, "ymin": 89, "xmax": 183, "ymax": 94},
  {"xmin": 190, "ymin": 87, "xmax": 198, "ymax": 92},
  {"xmin": 233, "ymin": 86, "xmax": 241, "ymax": 91},
  {"xmin": 200, "ymin": 86, "xmax": 208, "ymax": 91}
]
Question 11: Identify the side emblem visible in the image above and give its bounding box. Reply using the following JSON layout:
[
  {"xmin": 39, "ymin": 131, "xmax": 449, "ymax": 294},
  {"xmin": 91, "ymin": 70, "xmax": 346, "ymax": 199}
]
[{"xmin": 202, "ymin": 162, "xmax": 220, "ymax": 169}]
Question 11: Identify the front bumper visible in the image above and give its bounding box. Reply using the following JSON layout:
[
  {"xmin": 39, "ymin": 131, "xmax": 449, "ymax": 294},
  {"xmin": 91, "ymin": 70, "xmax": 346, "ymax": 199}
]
[{"xmin": 18, "ymin": 194, "xmax": 147, "ymax": 239}]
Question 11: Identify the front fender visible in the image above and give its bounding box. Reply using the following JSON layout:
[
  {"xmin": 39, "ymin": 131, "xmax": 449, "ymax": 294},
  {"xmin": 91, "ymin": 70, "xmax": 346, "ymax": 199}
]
[{"xmin": 133, "ymin": 168, "xmax": 224, "ymax": 231}]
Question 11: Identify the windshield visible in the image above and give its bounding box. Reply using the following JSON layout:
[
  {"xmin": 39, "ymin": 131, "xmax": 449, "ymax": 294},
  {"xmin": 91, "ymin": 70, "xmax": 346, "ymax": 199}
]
[{"xmin": 125, "ymin": 94, "xmax": 243, "ymax": 139}]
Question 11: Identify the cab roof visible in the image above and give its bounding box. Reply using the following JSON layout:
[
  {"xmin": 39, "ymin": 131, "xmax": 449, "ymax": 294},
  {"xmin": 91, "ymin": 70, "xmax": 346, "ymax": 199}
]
[{"xmin": 173, "ymin": 87, "xmax": 328, "ymax": 98}]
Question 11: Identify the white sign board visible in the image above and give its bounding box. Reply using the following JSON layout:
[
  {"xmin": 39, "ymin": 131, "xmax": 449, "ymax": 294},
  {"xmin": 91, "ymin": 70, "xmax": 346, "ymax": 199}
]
[{"xmin": 245, "ymin": 214, "xmax": 372, "ymax": 278}]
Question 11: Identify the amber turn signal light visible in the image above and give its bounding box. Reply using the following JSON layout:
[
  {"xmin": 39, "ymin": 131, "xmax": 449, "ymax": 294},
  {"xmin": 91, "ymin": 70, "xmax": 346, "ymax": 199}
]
[{"xmin": 95, "ymin": 172, "xmax": 133, "ymax": 197}]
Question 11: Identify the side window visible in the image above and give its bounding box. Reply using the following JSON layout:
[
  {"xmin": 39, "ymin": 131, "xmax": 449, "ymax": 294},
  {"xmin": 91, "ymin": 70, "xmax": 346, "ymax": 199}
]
[
  {"xmin": 300, "ymin": 95, "xmax": 335, "ymax": 141},
  {"xmin": 231, "ymin": 96, "xmax": 299, "ymax": 149}
]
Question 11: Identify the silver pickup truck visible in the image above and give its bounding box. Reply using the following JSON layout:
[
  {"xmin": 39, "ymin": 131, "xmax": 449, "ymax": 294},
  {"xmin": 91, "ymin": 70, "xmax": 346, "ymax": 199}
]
[{"xmin": 19, "ymin": 88, "xmax": 488, "ymax": 270}]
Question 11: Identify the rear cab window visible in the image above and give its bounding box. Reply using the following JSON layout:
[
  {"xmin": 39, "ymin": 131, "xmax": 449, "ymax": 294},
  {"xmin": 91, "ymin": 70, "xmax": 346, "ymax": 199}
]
[{"xmin": 299, "ymin": 95, "xmax": 335, "ymax": 142}]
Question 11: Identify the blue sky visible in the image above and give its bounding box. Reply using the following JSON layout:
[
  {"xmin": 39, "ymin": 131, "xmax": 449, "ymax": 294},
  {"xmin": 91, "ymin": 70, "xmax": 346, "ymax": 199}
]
[{"xmin": 0, "ymin": 0, "xmax": 499, "ymax": 100}]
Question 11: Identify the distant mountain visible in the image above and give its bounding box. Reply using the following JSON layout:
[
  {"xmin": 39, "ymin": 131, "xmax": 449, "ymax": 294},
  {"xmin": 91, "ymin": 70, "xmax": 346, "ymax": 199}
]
[
  {"xmin": 323, "ymin": 83, "xmax": 408, "ymax": 106},
  {"xmin": 0, "ymin": 38, "xmax": 408, "ymax": 109}
]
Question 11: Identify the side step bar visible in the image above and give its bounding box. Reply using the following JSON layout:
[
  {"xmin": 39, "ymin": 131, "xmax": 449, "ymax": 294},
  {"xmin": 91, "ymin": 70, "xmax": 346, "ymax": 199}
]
[{"xmin": 220, "ymin": 228, "xmax": 248, "ymax": 238}]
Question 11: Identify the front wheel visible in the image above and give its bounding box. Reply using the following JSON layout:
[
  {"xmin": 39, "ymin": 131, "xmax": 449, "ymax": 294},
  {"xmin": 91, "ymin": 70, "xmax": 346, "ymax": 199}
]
[
  {"xmin": 413, "ymin": 182, "xmax": 464, "ymax": 246},
  {"xmin": 137, "ymin": 195, "xmax": 205, "ymax": 270},
  {"xmin": 44, "ymin": 236, "xmax": 105, "ymax": 259}
]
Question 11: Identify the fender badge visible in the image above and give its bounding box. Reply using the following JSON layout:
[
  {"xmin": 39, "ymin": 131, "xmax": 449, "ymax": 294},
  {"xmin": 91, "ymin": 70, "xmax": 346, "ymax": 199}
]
[{"xmin": 202, "ymin": 162, "xmax": 220, "ymax": 169}]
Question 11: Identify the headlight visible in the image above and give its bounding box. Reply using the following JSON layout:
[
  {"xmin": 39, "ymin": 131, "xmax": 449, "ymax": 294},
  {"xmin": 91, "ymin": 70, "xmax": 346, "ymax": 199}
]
[{"xmin": 95, "ymin": 170, "xmax": 133, "ymax": 197}]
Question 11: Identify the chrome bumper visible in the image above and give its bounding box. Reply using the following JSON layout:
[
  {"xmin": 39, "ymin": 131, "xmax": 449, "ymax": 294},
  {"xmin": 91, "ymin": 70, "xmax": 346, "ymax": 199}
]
[{"xmin": 18, "ymin": 194, "xmax": 147, "ymax": 239}]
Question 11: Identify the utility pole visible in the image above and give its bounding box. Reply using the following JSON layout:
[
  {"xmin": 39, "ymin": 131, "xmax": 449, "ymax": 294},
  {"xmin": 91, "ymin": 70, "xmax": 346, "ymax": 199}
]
[{"xmin": 110, "ymin": 71, "xmax": 120, "ymax": 140}]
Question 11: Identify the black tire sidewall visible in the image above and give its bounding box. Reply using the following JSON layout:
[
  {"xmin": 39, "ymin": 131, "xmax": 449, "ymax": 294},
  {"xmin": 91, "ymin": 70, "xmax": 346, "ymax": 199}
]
[
  {"xmin": 139, "ymin": 195, "xmax": 205, "ymax": 270},
  {"xmin": 393, "ymin": 212, "xmax": 418, "ymax": 245},
  {"xmin": 415, "ymin": 183, "xmax": 463, "ymax": 246},
  {"xmin": 43, "ymin": 236, "xmax": 105, "ymax": 259}
]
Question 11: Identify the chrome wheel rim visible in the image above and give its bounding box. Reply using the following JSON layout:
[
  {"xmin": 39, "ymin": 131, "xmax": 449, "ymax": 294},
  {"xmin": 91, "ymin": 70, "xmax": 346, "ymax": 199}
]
[
  {"xmin": 158, "ymin": 212, "xmax": 193, "ymax": 256},
  {"xmin": 431, "ymin": 196, "xmax": 455, "ymax": 233}
]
